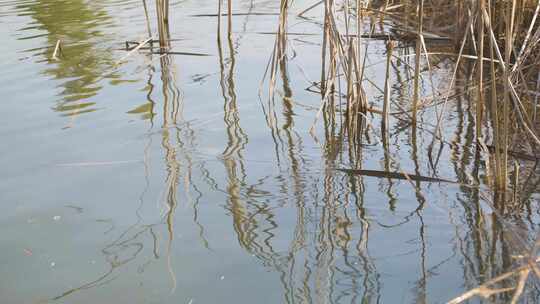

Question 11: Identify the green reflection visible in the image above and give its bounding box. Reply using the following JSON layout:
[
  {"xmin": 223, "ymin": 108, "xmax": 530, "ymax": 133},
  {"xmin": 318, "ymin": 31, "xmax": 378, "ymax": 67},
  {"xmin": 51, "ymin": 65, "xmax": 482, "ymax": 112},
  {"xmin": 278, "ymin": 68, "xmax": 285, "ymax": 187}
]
[{"xmin": 17, "ymin": 0, "xmax": 115, "ymax": 117}]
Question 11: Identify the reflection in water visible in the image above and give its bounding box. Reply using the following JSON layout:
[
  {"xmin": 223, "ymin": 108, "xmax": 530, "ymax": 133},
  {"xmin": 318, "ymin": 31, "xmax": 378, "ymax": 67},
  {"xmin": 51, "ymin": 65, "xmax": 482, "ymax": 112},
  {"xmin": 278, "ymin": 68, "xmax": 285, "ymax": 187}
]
[
  {"xmin": 51, "ymin": 4, "xmax": 188, "ymax": 299},
  {"xmin": 17, "ymin": 0, "xmax": 116, "ymax": 117},
  {"xmin": 446, "ymin": 78, "xmax": 537, "ymax": 303},
  {"xmin": 5, "ymin": 0, "xmax": 540, "ymax": 303},
  {"xmin": 218, "ymin": 29, "xmax": 251, "ymax": 251},
  {"xmin": 159, "ymin": 52, "xmax": 182, "ymax": 293},
  {"xmin": 223, "ymin": 12, "xmax": 385, "ymax": 301}
]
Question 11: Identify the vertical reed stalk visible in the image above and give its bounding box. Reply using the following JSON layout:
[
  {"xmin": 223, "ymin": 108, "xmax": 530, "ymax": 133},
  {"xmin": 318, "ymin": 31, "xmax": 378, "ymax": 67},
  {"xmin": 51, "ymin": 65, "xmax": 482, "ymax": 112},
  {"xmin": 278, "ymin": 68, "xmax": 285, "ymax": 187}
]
[
  {"xmin": 217, "ymin": 0, "xmax": 222, "ymax": 37},
  {"xmin": 354, "ymin": 0, "xmax": 367, "ymax": 115},
  {"xmin": 512, "ymin": 160, "xmax": 519, "ymax": 204},
  {"xmin": 320, "ymin": 0, "xmax": 329, "ymax": 96},
  {"xmin": 412, "ymin": 0, "xmax": 424, "ymax": 123},
  {"xmin": 487, "ymin": 0, "xmax": 504, "ymax": 191},
  {"xmin": 501, "ymin": 0, "xmax": 517, "ymax": 192},
  {"xmin": 227, "ymin": 0, "xmax": 232, "ymax": 37},
  {"xmin": 534, "ymin": 71, "xmax": 540, "ymax": 123},
  {"xmin": 156, "ymin": 0, "xmax": 170, "ymax": 49},
  {"xmin": 346, "ymin": 40, "xmax": 354, "ymax": 133},
  {"xmin": 356, "ymin": 0, "xmax": 362, "ymax": 80},
  {"xmin": 476, "ymin": 0, "xmax": 485, "ymax": 141},
  {"xmin": 382, "ymin": 40, "xmax": 395, "ymax": 132}
]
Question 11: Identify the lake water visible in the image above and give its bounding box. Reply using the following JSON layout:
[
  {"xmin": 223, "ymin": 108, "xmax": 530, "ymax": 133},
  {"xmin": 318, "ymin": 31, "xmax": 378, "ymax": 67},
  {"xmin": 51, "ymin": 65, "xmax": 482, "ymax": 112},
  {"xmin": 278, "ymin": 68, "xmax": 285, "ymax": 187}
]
[{"xmin": 1, "ymin": 0, "xmax": 539, "ymax": 303}]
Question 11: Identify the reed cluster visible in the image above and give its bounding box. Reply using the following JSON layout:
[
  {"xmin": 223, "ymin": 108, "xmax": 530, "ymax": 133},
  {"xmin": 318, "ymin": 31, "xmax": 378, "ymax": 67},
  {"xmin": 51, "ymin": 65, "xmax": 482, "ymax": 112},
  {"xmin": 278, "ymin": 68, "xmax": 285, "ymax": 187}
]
[
  {"xmin": 392, "ymin": 0, "xmax": 540, "ymax": 194},
  {"xmin": 286, "ymin": 0, "xmax": 540, "ymax": 194},
  {"xmin": 146, "ymin": 0, "xmax": 540, "ymax": 302},
  {"xmin": 264, "ymin": 1, "xmax": 540, "ymax": 300}
]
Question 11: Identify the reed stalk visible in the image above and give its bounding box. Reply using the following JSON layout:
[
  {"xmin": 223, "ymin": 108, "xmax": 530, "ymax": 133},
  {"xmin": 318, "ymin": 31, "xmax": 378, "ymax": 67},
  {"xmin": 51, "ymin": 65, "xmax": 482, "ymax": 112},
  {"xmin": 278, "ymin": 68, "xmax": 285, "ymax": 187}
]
[
  {"xmin": 156, "ymin": 0, "xmax": 170, "ymax": 49},
  {"xmin": 142, "ymin": 0, "xmax": 152, "ymax": 38},
  {"xmin": 412, "ymin": 0, "xmax": 424, "ymax": 122},
  {"xmin": 534, "ymin": 71, "xmax": 540, "ymax": 123},
  {"xmin": 382, "ymin": 40, "xmax": 395, "ymax": 132},
  {"xmin": 227, "ymin": 0, "xmax": 232, "ymax": 37},
  {"xmin": 217, "ymin": 0, "xmax": 222, "ymax": 36},
  {"xmin": 51, "ymin": 39, "xmax": 62, "ymax": 60},
  {"xmin": 476, "ymin": 0, "xmax": 485, "ymax": 141},
  {"xmin": 512, "ymin": 160, "xmax": 519, "ymax": 204},
  {"xmin": 487, "ymin": 0, "xmax": 504, "ymax": 191},
  {"xmin": 500, "ymin": 0, "xmax": 517, "ymax": 192}
]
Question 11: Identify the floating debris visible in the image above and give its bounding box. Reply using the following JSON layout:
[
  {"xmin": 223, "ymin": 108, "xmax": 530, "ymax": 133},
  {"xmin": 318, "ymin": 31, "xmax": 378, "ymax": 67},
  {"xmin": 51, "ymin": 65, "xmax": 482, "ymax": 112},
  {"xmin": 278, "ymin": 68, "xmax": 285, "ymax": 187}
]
[
  {"xmin": 338, "ymin": 168, "xmax": 456, "ymax": 184},
  {"xmin": 65, "ymin": 205, "xmax": 84, "ymax": 213}
]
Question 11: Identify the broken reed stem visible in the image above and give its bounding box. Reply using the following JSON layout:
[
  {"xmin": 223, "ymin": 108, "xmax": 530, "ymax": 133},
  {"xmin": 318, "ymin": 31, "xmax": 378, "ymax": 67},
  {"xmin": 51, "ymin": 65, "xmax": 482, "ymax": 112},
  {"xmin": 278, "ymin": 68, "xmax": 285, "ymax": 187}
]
[
  {"xmin": 412, "ymin": 0, "xmax": 424, "ymax": 123},
  {"xmin": 51, "ymin": 39, "xmax": 62, "ymax": 60},
  {"xmin": 115, "ymin": 37, "xmax": 153, "ymax": 65},
  {"xmin": 448, "ymin": 249, "xmax": 540, "ymax": 304},
  {"xmin": 298, "ymin": 0, "xmax": 323, "ymax": 18}
]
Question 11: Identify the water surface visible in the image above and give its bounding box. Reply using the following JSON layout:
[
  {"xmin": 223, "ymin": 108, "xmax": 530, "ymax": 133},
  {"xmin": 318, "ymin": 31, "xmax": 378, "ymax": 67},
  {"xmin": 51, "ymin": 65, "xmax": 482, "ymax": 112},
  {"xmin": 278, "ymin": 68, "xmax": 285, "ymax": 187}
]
[{"xmin": 1, "ymin": 1, "xmax": 539, "ymax": 303}]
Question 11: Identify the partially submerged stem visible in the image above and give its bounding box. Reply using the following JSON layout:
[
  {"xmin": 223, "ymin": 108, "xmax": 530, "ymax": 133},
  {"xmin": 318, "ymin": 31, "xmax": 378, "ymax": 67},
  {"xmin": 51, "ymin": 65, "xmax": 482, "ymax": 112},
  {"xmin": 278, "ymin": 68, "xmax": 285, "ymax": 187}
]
[
  {"xmin": 382, "ymin": 40, "xmax": 395, "ymax": 132},
  {"xmin": 412, "ymin": 0, "xmax": 424, "ymax": 123}
]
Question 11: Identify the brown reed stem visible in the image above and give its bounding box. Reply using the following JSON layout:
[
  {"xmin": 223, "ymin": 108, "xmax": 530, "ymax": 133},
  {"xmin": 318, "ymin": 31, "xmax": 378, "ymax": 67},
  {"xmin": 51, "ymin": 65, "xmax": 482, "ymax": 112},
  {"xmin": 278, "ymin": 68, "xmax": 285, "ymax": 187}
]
[
  {"xmin": 476, "ymin": 0, "xmax": 486, "ymax": 141},
  {"xmin": 382, "ymin": 40, "xmax": 395, "ymax": 132},
  {"xmin": 412, "ymin": 0, "xmax": 424, "ymax": 123}
]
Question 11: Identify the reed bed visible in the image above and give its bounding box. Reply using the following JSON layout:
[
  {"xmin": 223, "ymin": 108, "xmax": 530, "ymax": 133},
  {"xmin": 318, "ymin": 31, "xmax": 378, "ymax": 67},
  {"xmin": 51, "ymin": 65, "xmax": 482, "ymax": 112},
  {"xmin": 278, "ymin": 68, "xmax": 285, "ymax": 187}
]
[
  {"xmin": 258, "ymin": 0, "xmax": 540, "ymax": 302},
  {"xmin": 260, "ymin": 0, "xmax": 540, "ymax": 193},
  {"xmin": 375, "ymin": 0, "xmax": 540, "ymax": 194},
  {"xmin": 128, "ymin": 0, "xmax": 540, "ymax": 302}
]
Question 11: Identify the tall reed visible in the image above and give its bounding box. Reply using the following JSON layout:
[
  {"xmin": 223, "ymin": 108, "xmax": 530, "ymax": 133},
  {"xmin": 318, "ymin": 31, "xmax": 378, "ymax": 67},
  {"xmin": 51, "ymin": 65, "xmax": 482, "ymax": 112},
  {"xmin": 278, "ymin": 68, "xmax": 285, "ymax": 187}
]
[
  {"xmin": 156, "ymin": 0, "xmax": 170, "ymax": 49},
  {"xmin": 412, "ymin": 0, "xmax": 423, "ymax": 123}
]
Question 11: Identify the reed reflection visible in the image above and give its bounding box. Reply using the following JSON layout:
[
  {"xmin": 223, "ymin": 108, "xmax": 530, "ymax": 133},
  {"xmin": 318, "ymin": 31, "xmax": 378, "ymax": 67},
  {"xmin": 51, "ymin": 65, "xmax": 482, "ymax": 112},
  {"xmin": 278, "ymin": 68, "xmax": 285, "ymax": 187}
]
[
  {"xmin": 17, "ymin": 0, "xmax": 116, "ymax": 117},
  {"xmin": 34, "ymin": 1, "xmax": 540, "ymax": 303},
  {"xmin": 443, "ymin": 65, "xmax": 540, "ymax": 302},
  {"xmin": 220, "ymin": 12, "xmax": 384, "ymax": 301},
  {"xmin": 49, "ymin": 5, "xmax": 201, "ymax": 300},
  {"xmin": 217, "ymin": 25, "xmax": 252, "ymax": 252}
]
